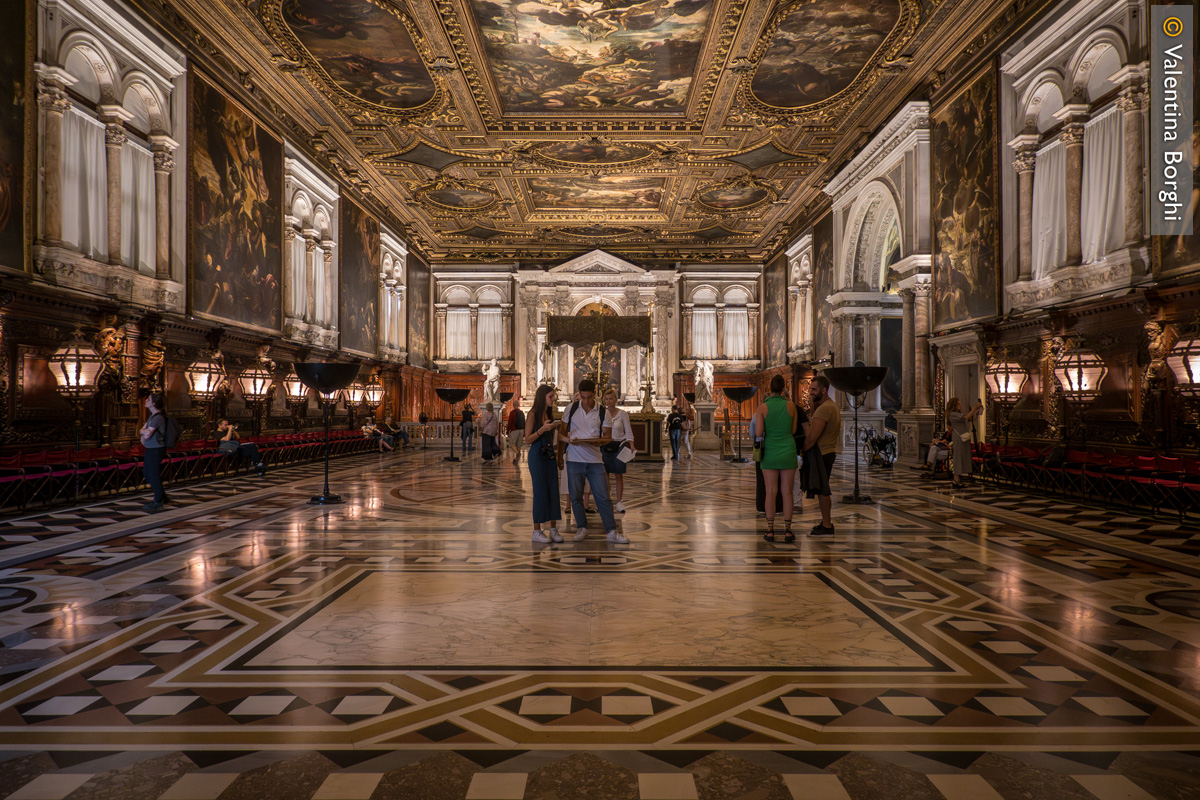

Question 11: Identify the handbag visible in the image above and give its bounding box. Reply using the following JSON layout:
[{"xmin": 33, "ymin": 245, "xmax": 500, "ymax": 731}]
[
  {"xmin": 752, "ymin": 440, "xmax": 764, "ymax": 462},
  {"xmin": 958, "ymin": 430, "xmax": 972, "ymax": 443},
  {"xmin": 601, "ymin": 440, "xmax": 623, "ymax": 454}
]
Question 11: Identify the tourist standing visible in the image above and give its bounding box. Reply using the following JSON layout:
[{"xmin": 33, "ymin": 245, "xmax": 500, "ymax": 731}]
[
  {"xmin": 139, "ymin": 393, "xmax": 168, "ymax": 513},
  {"xmin": 751, "ymin": 375, "xmax": 803, "ymax": 542},
  {"xmin": 564, "ymin": 379, "xmax": 625, "ymax": 543},
  {"xmin": 507, "ymin": 398, "xmax": 526, "ymax": 464},
  {"xmin": 525, "ymin": 385, "xmax": 562, "ymax": 543},
  {"xmin": 480, "ymin": 402, "xmax": 500, "ymax": 462},
  {"xmin": 461, "ymin": 404, "xmax": 475, "ymax": 451},
  {"xmin": 947, "ymin": 397, "xmax": 983, "ymax": 489},
  {"xmin": 601, "ymin": 388, "xmax": 635, "ymax": 513},
  {"xmin": 666, "ymin": 405, "xmax": 685, "ymax": 460},
  {"xmin": 803, "ymin": 376, "xmax": 842, "ymax": 535}
]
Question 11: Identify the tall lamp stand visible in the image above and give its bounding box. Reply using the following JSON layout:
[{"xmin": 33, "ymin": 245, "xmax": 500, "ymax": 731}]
[
  {"xmin": 294, "ymin": 363, "xmax": 362, "ymax": 505},
  {"xmin": 824, "ymin": 362, "xmax": 889, "ymax": 505},
  {"xmin": 435, "ymin": 387, "xmax": 470, "ymax": 463},
  {"xmin": 721, "ymin": 387, "xmax": 758, "ymax": 464}
]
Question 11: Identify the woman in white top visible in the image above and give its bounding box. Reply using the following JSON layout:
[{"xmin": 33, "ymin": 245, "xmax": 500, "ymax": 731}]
[{"xmin": 600, "ymin": 388, "xmax": 635, "ymax": 513}]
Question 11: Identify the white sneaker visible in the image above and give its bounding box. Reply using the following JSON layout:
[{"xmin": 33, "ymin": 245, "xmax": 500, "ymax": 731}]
[
  {"xmin": 615, "ymin": 501, "xmax": 626, "ymax": 512},
  {"xmin": 532, "ymin": 530, "xmax": 551, "ymax": 543},
  {"xmin": 607, "ymin": 529, "xmax": 629, "ymax": 544},
  {"xmin": 548, "ymin": 529, "xmax": 564, "ymax": 543},
  {"xmin": 573, "ymin": 528, "xmax": 589, "ymax": 541}
]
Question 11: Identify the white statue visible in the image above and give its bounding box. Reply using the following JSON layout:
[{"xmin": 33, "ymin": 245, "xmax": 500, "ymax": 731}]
[
  {"xmin": 482, "ymin": 358, "xmax": 501, "ymax": 402},
  {"xmin": 694, "ymin": 360, "xmax": 714, "ymax": 403}
]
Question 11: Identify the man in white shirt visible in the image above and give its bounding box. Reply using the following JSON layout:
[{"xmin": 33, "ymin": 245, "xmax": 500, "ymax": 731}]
[{"xmin": 564, "ymin": 378, "xmax": 626, "ymax": 543}]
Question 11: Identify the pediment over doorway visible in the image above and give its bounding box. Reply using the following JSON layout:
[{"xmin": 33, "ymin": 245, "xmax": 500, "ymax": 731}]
[{"xmin": 546, "ymin": 250, "xmax": 648, "ymax": 276}]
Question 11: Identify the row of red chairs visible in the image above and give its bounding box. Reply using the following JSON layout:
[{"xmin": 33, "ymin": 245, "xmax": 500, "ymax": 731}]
[
  {"xmin": 0, "ymin": 429, "xmax": 379, "ymax": 511},
  {"xmin": 973, "ymin": 443, "xmax": 1200, "ymax": 521}
]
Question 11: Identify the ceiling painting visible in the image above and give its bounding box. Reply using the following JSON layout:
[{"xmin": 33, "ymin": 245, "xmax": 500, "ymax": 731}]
[
  {"xmin": 527, "ymin": 176, "xmax": 665, "ymax": 210},
  {"xmin": 471, "ymin": 0, "xmax": 713, "ymax": 113},
  {"xmin": 267, "ymin": 0, "xmax": 439, "ymax": 115},
  {"xmin": 695, "ymin": 176, "xmax": 776, "ymax": 214},
  {"xmin": 410, "ymin": 178, "xmax": 503, "ymax": 215}
]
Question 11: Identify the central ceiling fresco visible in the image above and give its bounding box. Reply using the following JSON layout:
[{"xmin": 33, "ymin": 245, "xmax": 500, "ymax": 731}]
[{"xmin": 222, "ymin": 0, "xmax": 1006, "ymax": 265}]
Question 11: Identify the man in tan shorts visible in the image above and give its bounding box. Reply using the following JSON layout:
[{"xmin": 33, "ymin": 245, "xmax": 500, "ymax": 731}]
[{"xmin": 803, "ymin": 375, "xmax": 842, "ymax": 535}]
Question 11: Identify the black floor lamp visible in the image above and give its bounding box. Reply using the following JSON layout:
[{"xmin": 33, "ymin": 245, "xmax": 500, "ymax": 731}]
[
  {"xmin": 721, "ymin": 387, "xmax": 757, "ymax": 463},
  {"xmin": 434, "ymin": 387, "xmax": 470, "ymax": 462},
  {"xmin": 418, "ymin": 411, "xmax": 428, "ymax": 450},
  {"xmin": 823, "ymin": 361, "xmax": 889, "ymax": 505},
  {"xmin": 294, "ymin": 362, "xmax": 362, "ymax": 505}
]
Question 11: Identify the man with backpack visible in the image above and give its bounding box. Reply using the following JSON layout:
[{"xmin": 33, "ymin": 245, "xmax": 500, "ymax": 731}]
[
  {"xmin": 562, "ymin": 378, "xmax": 626, "ymax": 543},
  {"xmin": 138, "ymin": 392, "xmax": 176, "ymax": 512},
  {"xmin": 506, "ymin": 396, "xmax": 526, "ymax": 464}
]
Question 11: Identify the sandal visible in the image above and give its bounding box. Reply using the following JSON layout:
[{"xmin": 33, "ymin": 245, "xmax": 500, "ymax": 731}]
[
  {"xmin": 783, "ymin": 520, "xmax": 795, "ymax": 543},
  {"xmin": 763, "ymin": 520, "xmax": 776, "ymax": 542}
]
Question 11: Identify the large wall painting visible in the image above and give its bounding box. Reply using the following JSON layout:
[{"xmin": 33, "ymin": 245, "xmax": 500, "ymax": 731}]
[
  {"xmin": 763, "ymin": 251, "xmax": 787, "ymax": 367},
  {"xmin": 472, "ymin": 0, "xmax": 713, "ymax": 113},
  {"xmin": 190, "ymin": 75, "xmax": 282, "ymax": 330},
  {"xmin": 340, "ymin": 197, "xmax": 379, "ymax": 356},
  {"xmin": 812, "ymin": 212, "xmax": 835, "ymax": 365},
  {"xmin": 406, "ymin": 252, "xmax": 431, "ymax": 368},
  {"xmin": 572, "ymin": 303, "xmax": 620, "ymax": 392},
  {"xmin": 931, "ymin": 65, "xmax": 999, "ymax": 330},
  {"xmin": 276, "ymin": 0, "xmax": 437, "ymax": 113},
  {"xmin": 750, "ymin": 0, "xmax": 902, "ymax": 109},
  {"xmin": 528, "ymin": 176, "xmax": 664, "ymax": 210},
  {"xmin": 0, "ymin": 0, "xmax": 26, "ymax": 272},
  {"xmin": 880, "ymin": 317, "xmax": 902, "ymax": 411}
]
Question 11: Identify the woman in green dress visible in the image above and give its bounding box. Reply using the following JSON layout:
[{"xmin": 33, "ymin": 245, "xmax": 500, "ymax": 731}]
[{"xmin": 751, "ymin": 374, "xmax": 805, "ymax": 542}]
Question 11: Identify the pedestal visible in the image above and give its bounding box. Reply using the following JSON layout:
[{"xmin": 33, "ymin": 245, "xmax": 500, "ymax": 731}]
[
  {"xmin": 895, "ymin": 410, "xmax": 937, "ymax": 469},
  {"xmin": 691, "ymin": 401, "xmax": 721, "ymax": 451},
  {"xmin": 629, "ymin": 412, "xmax": 665, "ymax": 461}
]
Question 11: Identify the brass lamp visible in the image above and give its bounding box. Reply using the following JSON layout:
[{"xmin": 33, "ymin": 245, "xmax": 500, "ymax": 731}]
[
  {"xmin": 1167, "ymin": 337, "xmax": 1200, "ymax": 397},
  {"xmin": 1053, "ymin": 349, "xmax": 1107, "ymax": 403},
  {"xmin": 284, "ymin": 371, "xmax": 310, "ymax": 432},
  {"xmin": 364, "ymin": 375, "xmax": 384, "ymax": 407},
  {"xmin": 238, "ymin": 364, "xmax": 274, "ymax": 436},
  {"xmin": 186, "ymin": 352, "xmax": 227, "ymax": 437},
  {"xmin": 51, "ymin": 329, "xmax": 103, "ymax": 451},
  {"xmin": 984, "ymin": 359, "xmax": 1028, "ymax": 400}
]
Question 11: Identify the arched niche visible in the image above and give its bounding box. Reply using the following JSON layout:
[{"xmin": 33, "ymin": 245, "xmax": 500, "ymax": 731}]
[{"xmin": 841, "ymin": 180, "xmax": 903, "ymax": 292}]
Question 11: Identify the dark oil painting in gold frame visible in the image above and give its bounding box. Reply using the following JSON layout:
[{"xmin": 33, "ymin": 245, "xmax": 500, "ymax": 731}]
[
  {"xmin": 750, "ymin": 0, "xmax": 902, "ymax": 109},
  {"xmin": 572, "ymin": 302, "xmax": 620, "ymax": 392},
  {"xmin": 764, "ymin": 251, "xmax": 787, "ymax": 367},
  {"xmin": 189, "ymin": 74, "xmax": 283, "ymax": 331},
  {"xmin": 812, "ymin": 212, "xmax": 835, "ymax": 364},
  {"xmin": 528, "ymin": 176, "xmax": 664, "ymax": 210},
  {"xmin": 406, "ymin": 252, "xmax": 431, "ymax": 368},
  {"xmin": 0, "ymin": 0, "xmax": 27, "ymax": 272},
  {"xmin": 340, "ymin": 197, "xmax": 379, "ymax": 356},
  {"xmin": 931, "ymin": 65, "xmax": 999, "ymax": 331},
  {"xmin": 276, "ymin": 0, "xmax": 437, "ymax": 113}
]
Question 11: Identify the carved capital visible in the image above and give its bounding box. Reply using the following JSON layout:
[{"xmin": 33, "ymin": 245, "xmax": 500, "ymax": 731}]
[
  {"xmin": 152, "ymin": 149, "xmax": 175, "ymax": 173},
  {"xmin": 1013, "ymin": 152, "xmax": 1036, "ymax": 174},
  {"xmin": 104, "ymin": 124, "xmax": 127, "ymax": 148},
  {"xmin": 1058, "ymin": 124, "xmax": 1085, "ymax": 147}
]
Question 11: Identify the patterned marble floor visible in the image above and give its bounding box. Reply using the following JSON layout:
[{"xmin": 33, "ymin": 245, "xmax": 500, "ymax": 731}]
[{"xmin": 1, "ymin": 445, "xmax": 1199, "ymax": 799}]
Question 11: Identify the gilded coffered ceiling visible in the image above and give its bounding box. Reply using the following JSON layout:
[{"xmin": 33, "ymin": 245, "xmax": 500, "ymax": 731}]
[{"xmin": 167, "ymin": 0, "xmax": 1029, "ymax": 265}]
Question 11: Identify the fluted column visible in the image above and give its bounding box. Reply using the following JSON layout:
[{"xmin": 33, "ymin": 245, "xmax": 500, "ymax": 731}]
[
  {"xmin": 1009, "ymin": 134, "xmax": 1039, "ymax": 282},
  {"xmin": 681, "ymin": 304, "xmax": 693, "ymax": 358},
  {"xmin": 501, "ymin": 304, "xmax": 513, "ymax": 360},
  {"xmin": 1055, "ymin": 106, "xmax": 1088, "ymax": 266},
  {"xmin": 149, "ymin": 137, "xmax": 176, "ymax": 280},
  {"xmin": 913, "ymin": 283, "xmax": 933, "ymax": 409},
  {"xmin": 99, "ymin": 106, "xmax": 132, "ymax": 265},
  {"xmin": 434, "ymin": 305, "xmax": 447, "ymax": 359},
  {"xmin": 1118, "ymin": 85, "xmax": 1145, "ymax": 245},
  {"xmin": 469, "ymin": 304, "xmax": 479, "ymax": 360},
  {"xmin": 715, "ymin": 303, "xmax": 726, "ymax": 359},
  {"xmin": 747, "ymin": 304, "xmax": 760, "ymax": 361},
  {"xmin": 901, "ymin": 289, "xmax": 915, "ymax": 411},
  {"xmin": 35, "ymin": 66, "xmax": 76, "ymax": 245}
]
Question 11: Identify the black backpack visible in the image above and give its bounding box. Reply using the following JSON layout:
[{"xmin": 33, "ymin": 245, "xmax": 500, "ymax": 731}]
[
  {"xmin": 566, "ymin": 401, "xmax": 606, "ymax": 429},
  {"xmin": 152, "ymin": 412, "xmax": 182, "ymax": 449}
]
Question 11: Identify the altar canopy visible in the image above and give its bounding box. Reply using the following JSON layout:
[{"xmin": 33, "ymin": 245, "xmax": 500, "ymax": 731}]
[{"xmin": 546, "ymin": 315, "xmax": 652, "ymax": 347}]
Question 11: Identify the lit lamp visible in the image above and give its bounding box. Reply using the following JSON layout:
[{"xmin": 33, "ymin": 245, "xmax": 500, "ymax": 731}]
[
  {"xmin": 985, "ymin": 357, "xmax": 1028, "ymax": 446},
  {"xmin": 186, "ymin": 352, "xmax": 227, "ymax": 437},
  {"xmin": 284, "ymin": 373, "xmax": 310, "ymax": 432},
  {"xmin": 51, "ymin": 329, "xmax": 103, "ymax": 451},
  {"xmin": 1167, "ymin": 337, "xmax": 1200, "ymax": 397},
  {"xmin": 364, "ymin": 376, "xmax": 384, "ymax": 407},
  {"xmin": 345, "ymin": 380, "xmax": 366, "ymax": 429},
  {"xmin": 238, "ymin": 364, "xmax": 274, "ymax": 436},
  {"xmin": 1053, "ymin": 349, "xmax": 1107, "ymax": 404}
]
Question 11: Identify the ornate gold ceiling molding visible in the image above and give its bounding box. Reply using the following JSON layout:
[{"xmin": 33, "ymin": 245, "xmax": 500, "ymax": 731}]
[
  {"xmin": 502, "ymin": 137, "xmax": 686, "ymax": 176},
  {"xmin": 255, "ymin": 0, "xmax": 449, "ymax": 126},
  {"xmin": 692, "ymin": 175, "xmax": 780, "ymax": 216},
  {"xmin": 404, "ymin": 177, "xmax": 504, "ymax": 217},
  {"xmin": 730, "ymin": 0, "xmax": 922, "ymax": 128}
]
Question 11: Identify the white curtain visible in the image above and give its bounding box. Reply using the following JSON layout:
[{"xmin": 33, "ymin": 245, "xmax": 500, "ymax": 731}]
[
  {"xmin": 693, "ymin": 307, "xmax": 717, "ymax": 358},
  {"xmin": 723, "ymin": 307, "xmax": 749, "ymax": 359},
  {"xmin": 1031, "ymin": 139, "xmax": 1067, "ymax": 280},
  {"xmin": 290, "ymin": 234, "xmax": 307, "ymax": 319},
  {"xmin": 478, "ymin": 309, "xmax": 502, "ymax": 359},
  {"xmin": 121, "ymin": 140, "xmax": 156, "ymax": 273},
  {"xmin": 312, "ymin": 248, "xmax": 326, "ymax": 326},
  {"xmin": 447, "ymin": 308, "xmax": 472, "ymax": 358},
  {"xmin": 1081, "ymin": 105, "xmax": 1125, "ymax": 263},
  {"xmin": 61, "ymin": 107, "xmax": 108, "ymax": 260}
]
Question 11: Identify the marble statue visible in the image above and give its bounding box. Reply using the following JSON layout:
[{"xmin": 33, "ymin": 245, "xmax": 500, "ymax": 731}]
[
  {"xmin": 694, "ymin": 360, "xmax": 714, "ymax": 403},
  {"xmin": 482, "ymin": 357, "xmax": 501, "ymax": 402}
]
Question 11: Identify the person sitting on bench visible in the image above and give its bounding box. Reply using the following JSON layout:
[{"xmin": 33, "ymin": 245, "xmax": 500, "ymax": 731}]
[{"xmin": 216, "ymin": 419, "xmax": 267, "ymax": 476}]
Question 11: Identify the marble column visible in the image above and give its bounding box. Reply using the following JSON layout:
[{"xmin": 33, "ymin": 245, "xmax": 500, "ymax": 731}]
[
  {"xmin": 282, "ymin": 226, "xmax": 297, "ymax": 321},
  {"xmin": 149, "ymin": 139, "xmax": 175, "ymax": 280},
  {"xmin": 501, "ymin": 304, "xmax": 513, "ymax": 361},
  {"xmin": 681, "ymin": 305, "xmax": 693, "ymax": 358},
  {"xmin": 1009, "ymin": 137, "xmax": 1038, "ymax": 282},
  {"xmin": 865, "ymin": 314, "xmax": 880, "ymax": 410},
  {"xmin": 913, "ymin": 283, "xmax": 933, "ymax": 409},
  {"xmin": 380, "ymin": 278, "xmax": 393, "ymax": 352},
  {"xmin": 1058, "ymin": 113, "xmax": 1087, "ymax": 265},
  {"xmin": 99, "ymin": 107, "xmax": 131, "ymax": 265},
  {"xmin": 304, "ymin": 234, "xmax": 318, "ymax": 323},
  {"xmin": 901, "ymin": 289, "xmax": 915, "ymax": 411},
  {"xmin": 322, "ymin": 245, "xmax": 335, "ymax": 329},
  {"xmin": 747, "ymin": 304, "xmax": 760, "ymax": 361},
  {"xmin": 715, "ymin": 304, "xmax": 726, "ymax": 359},
  {"xmin": 394, "ymin": 287, "xmax": 405, "ymax": 349},
  {"xmin": 469, "ymin": 305, "xmax": 479, "ymax": 360},
  {"xmin": 434, "ymin": 305, "xmax": 447, "ymax": 360},
  {"xmin": 35, "ymin": 67, "xmax": 75, "ymax": 245},
  {"xmin": 1118, "ymin": 87, "xmax": 1145, "ymax": 246}
]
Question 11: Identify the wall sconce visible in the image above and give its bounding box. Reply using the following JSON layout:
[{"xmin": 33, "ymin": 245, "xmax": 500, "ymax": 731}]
[
  {"xmin": 364, "ymin": 374, "xmax": 384, "ymax": 407},
  {"xmin": 1167, "ymin": 337, "xmax": 1200, "ymax": 397},
  {"xmin": 1053, "ymin": 349, "xmax": 1107, "ymax": 404},
  {"xmin": 238, "ymin": 363, "xmax": 274, "ymax": 436},
  {"xmin": 284, "ymin": 371, "xmax": 310, "ymax": 432},
  {"xmin": 984, "ymin": 359, "xmax": 1029, "ymax": 401},
  {"xmin": 186, "ymin": 352, "xmax": 227, "ymax": 437},
  {"xmin": 51, "ymin": 329, "xmax": 103, "ymax": 451}
]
